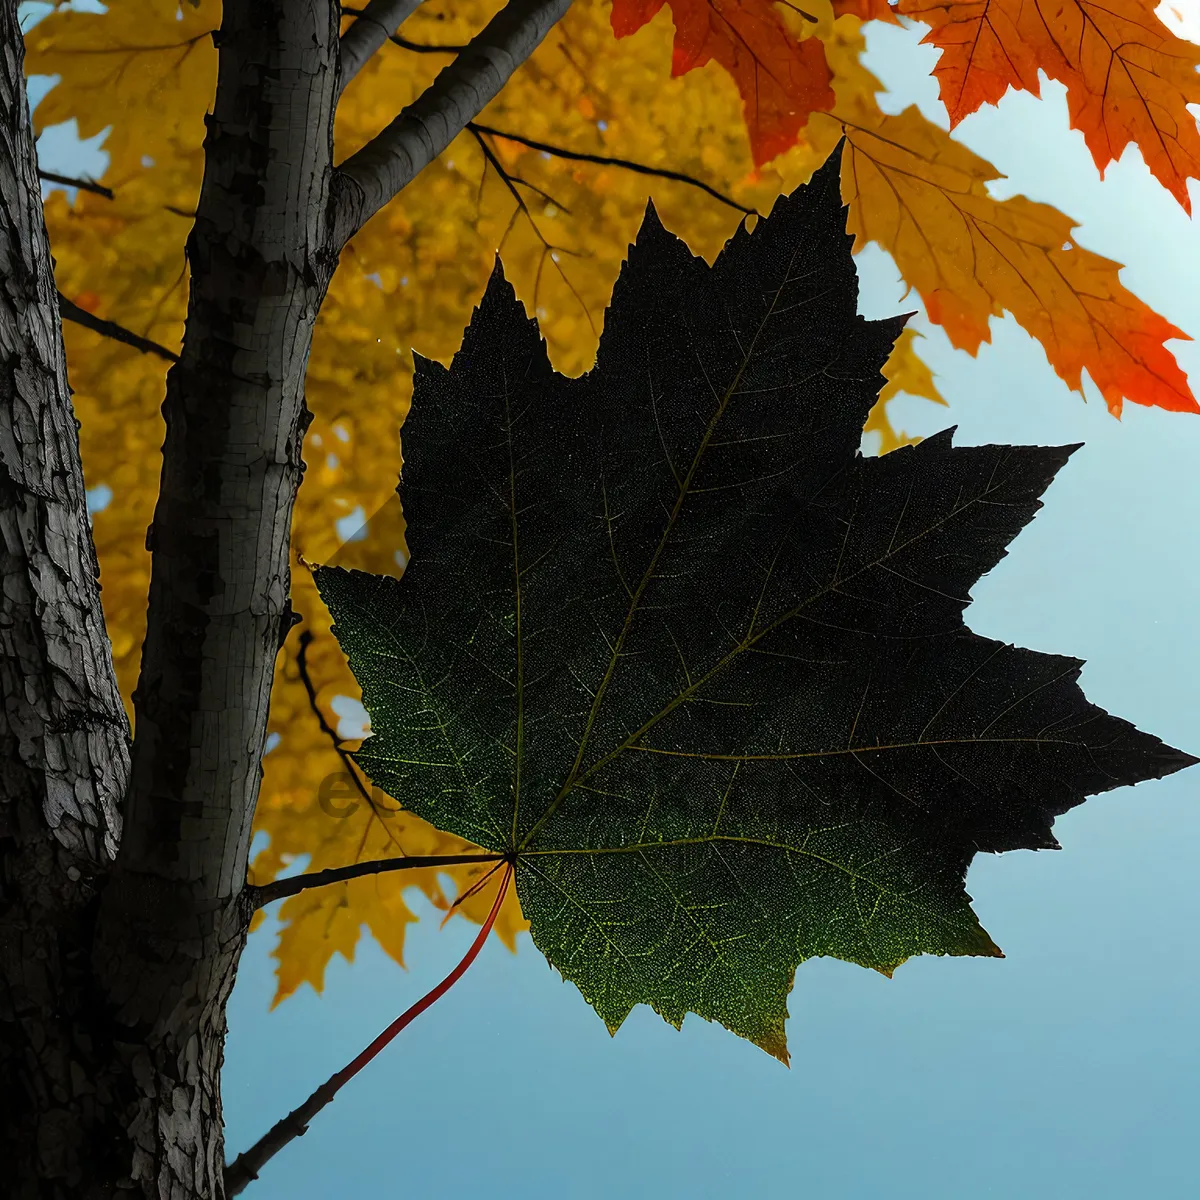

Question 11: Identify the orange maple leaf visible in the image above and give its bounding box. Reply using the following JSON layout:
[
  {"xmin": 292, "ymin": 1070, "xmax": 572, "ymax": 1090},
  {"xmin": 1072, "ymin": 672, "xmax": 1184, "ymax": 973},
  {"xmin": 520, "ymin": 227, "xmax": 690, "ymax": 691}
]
[
  {"xmin": 897, "ymin": 0, "xmax": 1200, "ymax": 211},
  {"xmin": 611, "ymin": 0, "xmax": 836, "ymax": 164},
  {"xmin": 837, "ymin": 106, "xmax": 1196, "ymax": 415}
]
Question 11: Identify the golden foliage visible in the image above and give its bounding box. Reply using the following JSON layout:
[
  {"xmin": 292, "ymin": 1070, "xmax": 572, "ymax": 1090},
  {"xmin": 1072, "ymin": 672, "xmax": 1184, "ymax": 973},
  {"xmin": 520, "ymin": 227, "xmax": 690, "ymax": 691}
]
[{"xmin": 866, "ymin": 327, "xmax": 947, "ymax": 454}]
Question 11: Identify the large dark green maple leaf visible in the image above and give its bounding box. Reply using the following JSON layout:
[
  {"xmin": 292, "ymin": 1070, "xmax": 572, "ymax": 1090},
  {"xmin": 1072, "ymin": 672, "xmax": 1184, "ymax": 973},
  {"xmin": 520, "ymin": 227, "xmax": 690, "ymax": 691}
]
[{"xmin": 314, "ymin": 145, "xmax": 1195, "ymax": 1062}]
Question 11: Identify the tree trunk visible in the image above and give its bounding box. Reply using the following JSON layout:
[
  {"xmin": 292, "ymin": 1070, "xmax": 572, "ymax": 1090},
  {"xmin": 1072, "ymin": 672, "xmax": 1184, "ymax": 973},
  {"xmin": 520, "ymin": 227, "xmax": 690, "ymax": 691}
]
[
  {"xmin": 1, "ymin": 0, "xmax": 131, "ymax": 1191},
  {"xmin": 2, "ymin": 0, "xmax": 570, "ymax": 1191},
  {"xmin": 1, "ymin": 2, "xmax": 341, "ymax": 1195}
]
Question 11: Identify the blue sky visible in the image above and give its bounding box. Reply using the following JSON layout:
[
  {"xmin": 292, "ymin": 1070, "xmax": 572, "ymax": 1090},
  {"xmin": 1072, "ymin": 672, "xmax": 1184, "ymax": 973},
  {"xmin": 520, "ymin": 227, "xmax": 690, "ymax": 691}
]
[{"xmin": 25, "ymin": 7, "xmax": 1200, "ymax": 1198}]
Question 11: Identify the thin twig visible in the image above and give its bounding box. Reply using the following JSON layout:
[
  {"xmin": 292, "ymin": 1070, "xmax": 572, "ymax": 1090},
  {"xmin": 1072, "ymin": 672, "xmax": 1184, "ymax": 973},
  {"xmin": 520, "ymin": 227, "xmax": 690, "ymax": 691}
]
[
  {"xmin": 438, "ymin": 858, "xmax": 507, "ymax": 927},
  {"xmin": 468, "ymin": 122, "xmax": 759, "ymax": 217},
  {"xmin": 295, "ymin": 630, "xmax": 375, "ymax": 811},
  {"xmin": 56, "ymin": 291, "xmax": 180, "ymax": 362},
  {"xmin": 292, "ymin": 629, "xmax": 410, "ymax": 856},
  {"xmin": 39, "ymin": 165, "xmax": 195, "ymax": 217},
  {"xmin": 250, "ymin": 850, "xmax": 506, "ymax": 909},
  {"xmin": 774, "ymin": 0, "xmax": 819, "ymax": 21},
  {"xmin": 505, "ymin": 171, "xmax": 571, "ymax": 212},
  {"xmin": 471, "ymin": 128, "xmax": 572, "ymax": 213},
  {"xmin": 226, "ymin": 865, "xmax": 513, "ymax": 1195},
  {"xmin": 37, "ymin": 168, "xmax": 114, "ymax": 199},
  {"xmin": 469, "ymin": 125, "xmax": 594, "ymax": 331},
  {"xmin": 254, "ymin": 632, "xmax": 507, "ymax": 924}
]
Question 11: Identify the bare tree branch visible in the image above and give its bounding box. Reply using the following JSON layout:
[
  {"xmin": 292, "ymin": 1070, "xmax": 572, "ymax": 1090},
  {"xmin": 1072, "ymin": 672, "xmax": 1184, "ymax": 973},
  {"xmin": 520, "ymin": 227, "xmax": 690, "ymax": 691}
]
[
  {"xmin": 249, "ymin": 851, "xmax": 505, "ymax": 909},
  {"xmin": 340, "ymin": 4, "xmax": 466, "ymax": 53},
  {"xmin": 469, "ymin": 122, "xmax": 761, "ymax": 217},
  {"xmin": 331, "ymin": 0, "xmax": 574, "ymax": 249},
  {"xmin": 294, "ymin": 628, "xmax": 376, "ymax": 809},
  {"xmin": 470, "ymin": 124, "xmax": 571, "ymax": 213},
  {"xmin": 38, "ymin": 165, "xmax": 194, "ymax": 218},
  {"xmin": 37, "ymin": 167, "xmax": 192, "ymax": 359},
  {"xmin": 338, "ymin": 0, "xmax": 424, "ymax": 95},
  {"xmin": 36, "ymin": 167, "xmax": 114, "ymax": 199},
  {"xmin": 56, "ymin": 291, "xmax": 180, "ymax": 361},
  {"xmin": 291, "ymin": 629, "xmax": 413, "ymax": 858},
  {"xmin": 470, "ymin": 125, "xmax": 595, "ymax": 331}
]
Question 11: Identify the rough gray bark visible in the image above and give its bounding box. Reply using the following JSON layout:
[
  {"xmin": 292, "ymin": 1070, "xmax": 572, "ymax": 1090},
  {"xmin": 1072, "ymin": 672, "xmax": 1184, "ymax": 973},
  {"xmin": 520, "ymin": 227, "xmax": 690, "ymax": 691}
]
[
  {"xmin": 1, "ymin": 0, "xmax": 339, "ymax": 1194},
  {"xmin": 89, "ymin": 1, "xmax": 343, "ymax": 1193},
  {"xmin": 0, "ymin": 0, "xmax": 574, "ymax": 1193},
  {"xmin": 0, "ymin": 0, "xmax": 132, "ymax": 1190},
  {"xmin": 339, "ymin": 0, "xmax": 425, "ymax": 93}
]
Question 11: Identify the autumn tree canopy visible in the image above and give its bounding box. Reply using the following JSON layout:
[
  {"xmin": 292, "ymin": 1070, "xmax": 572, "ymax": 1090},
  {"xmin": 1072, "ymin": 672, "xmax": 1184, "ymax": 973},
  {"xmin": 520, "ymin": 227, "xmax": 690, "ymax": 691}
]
[{"xmin": 25, "ymin": 0, "xmax": 1199, "ymax": 1005}]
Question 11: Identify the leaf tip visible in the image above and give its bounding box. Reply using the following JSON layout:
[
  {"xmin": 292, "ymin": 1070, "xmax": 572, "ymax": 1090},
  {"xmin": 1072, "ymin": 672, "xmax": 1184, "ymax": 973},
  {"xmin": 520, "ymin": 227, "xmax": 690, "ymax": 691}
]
[
  {"xmin": 1163, "ymin": 745, "xmax": 1200, "ymax": 774},
  {"xmin": 410, "ymin": 348, "xmax": 439, "ymax": 377},
  {"xmin": 479, "ymin": 254, "xmax": 515, "ymax": 308},
  {"xmin": 757, "ymin": 1029, "xmax": 790, "ymax": 1066},
  {"xmin": 971, "ymin": 925, "xmax": 1005, "ymax": 959},
  {"xmin": 631, "ymin": 195, "xmax": 672, "ymax": 253}
]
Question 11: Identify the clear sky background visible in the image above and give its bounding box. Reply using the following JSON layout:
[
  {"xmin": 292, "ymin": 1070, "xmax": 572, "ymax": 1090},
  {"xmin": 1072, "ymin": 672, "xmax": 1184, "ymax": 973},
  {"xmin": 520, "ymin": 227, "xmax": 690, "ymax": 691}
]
[{"xmin": 23, "ymin": 5, "xmax": 1200, "ymax": 1198}]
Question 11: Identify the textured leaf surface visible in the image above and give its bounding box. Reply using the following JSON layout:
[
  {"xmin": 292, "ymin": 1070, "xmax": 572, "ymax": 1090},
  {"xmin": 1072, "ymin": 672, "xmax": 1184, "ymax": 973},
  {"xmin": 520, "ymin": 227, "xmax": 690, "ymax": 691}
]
[
  {"xmin": 898, "ymin": 0, "xmax": 1200, "ymax": 211},
  {"xmin": 837, "ymin": 105, "xmax": 1198, "ymax": 415},
  {"xmin": 315, "ymin": 148, "xmax": 1196, "ymax": 1058},
  {"xmin": 26, "ymin": 0, "xmax": 1194, "ymax": 1002},
  {"xmin": 21, "ymin": 1, "xmax": 941, "ymax": 999}
]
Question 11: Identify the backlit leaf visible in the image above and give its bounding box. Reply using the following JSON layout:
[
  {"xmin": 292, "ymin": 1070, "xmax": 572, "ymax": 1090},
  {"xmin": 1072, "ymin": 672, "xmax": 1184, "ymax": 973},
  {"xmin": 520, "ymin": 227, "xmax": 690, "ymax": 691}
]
[
  {"xmin": 838, "ymin": 106, "xmax": 1198, "ymax": 415},
  {"xmin": 898, "ymin": 0, "xmax": 1200, "ymax": 211},
  {"xmin": 315, "ymin": 147, "xmax": 1196, "ymax": 1058},
  {"xmin": 24, "ymin": 0, "xmax": 1195, "ymax": 1002}
]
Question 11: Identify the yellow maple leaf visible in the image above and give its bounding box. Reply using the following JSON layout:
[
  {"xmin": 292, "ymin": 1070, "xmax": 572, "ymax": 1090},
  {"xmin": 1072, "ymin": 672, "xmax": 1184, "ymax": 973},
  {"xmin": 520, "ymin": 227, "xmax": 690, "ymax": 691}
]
[
  {"xmin": 26, "ymin": 0, "xmax": 215, "ymax": 186},
  {"xmin": 864, "ymin": 327, "xmax": 947, "ymax": 454}
]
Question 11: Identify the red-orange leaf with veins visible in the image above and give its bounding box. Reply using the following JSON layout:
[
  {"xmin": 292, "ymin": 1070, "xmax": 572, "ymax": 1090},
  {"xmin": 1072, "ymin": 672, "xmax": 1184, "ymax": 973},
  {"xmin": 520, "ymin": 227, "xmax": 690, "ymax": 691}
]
[
  {"xmin": 898, "ymin": 0, "xmax": 1200, "ymax": 212},
  {"xmin": 611, "ymin": 0, "xmax": 836, "ymax": 164}
]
